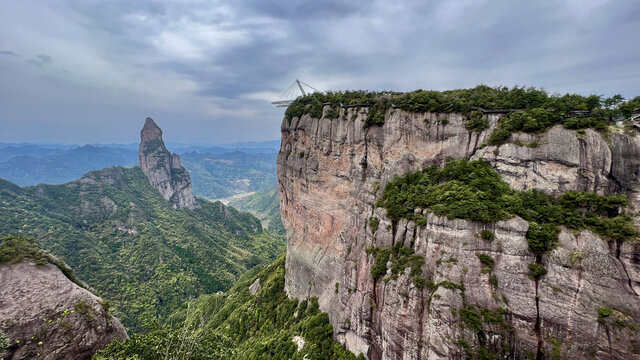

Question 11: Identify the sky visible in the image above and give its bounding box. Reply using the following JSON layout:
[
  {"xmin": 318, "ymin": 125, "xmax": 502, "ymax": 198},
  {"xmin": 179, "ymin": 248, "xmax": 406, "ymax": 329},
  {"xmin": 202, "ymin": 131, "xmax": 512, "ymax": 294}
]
[{"xmin": 0, "ymin": 0, "xmax": 639, "ymax": 145}]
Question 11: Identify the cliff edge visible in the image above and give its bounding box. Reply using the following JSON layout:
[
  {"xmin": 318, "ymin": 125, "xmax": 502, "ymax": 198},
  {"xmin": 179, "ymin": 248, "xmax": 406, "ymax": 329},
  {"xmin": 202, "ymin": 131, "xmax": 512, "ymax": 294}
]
[{"xmin": 277, "ymin": 92, "xmax": 640, "ymax": 359}]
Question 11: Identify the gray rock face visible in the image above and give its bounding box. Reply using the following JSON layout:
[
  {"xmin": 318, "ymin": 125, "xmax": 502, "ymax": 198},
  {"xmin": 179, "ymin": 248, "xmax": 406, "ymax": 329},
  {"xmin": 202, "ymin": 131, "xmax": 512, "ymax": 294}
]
[
  {"xmin": 249, "ymin": 278, "xmax": 262, "ymax": 295},
  {"xmin": 277, "ymin": 107, "xmax": 640, "ymax": 359},
  {"xmin": 0, "ymin": 262, "xmax": 127, "ymax": 360},
  {"xmin": 138, "ymin": 118, "xmax": 198, "ymax": 210}
]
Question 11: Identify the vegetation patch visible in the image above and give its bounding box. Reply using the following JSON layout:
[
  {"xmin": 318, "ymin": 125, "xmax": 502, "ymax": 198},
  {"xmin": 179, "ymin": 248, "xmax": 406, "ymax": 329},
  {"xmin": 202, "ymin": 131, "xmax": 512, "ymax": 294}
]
[
  {"xmin": 368, "ymin": 217, "xmax": 380, "ymax": 233},
  {"xmin": 597, "ymin": 307, "xmax": 613, "ymax": 324},
  {"xmin": 95, "ymin": 255, "xmax": 359, "ymax": 360},
  {"xmin": 465, "ymin": 110, "xmax": 490, "ymax": 132},
  {"xmin": 0, "ymin": 235, "xmax": 50, "ymax": 266},
  {"xmin": 428, "ymin": 280, "xmax": 465, "ymax": 293},
  {"xmin": 596, "ymin": 306, "xmax": 639, "ymax": 331},
  {"xmin": 74, "ymin": 299, "xmax": 94, "ymax": 322},
  {"xmin": 285, "ymin": 91, "xmax": 388, "ymax": 123},
  {"xmin": 489, "ymin": 275, "xmax": 498, "ymax": 288},
  {"xmin": 547, "ymin": 336, "xmax": 563, "ymax": 360},
  {"xmin": 0, "ymin": 235, "xmax": 86, "ymax": 288},
  {"xmin": 366, "ymin": 242, "xmax": 425, "ymax": 283},
  {"xmin": 475, "ymin": 253, "xmax": 495, "ymax": 270},
  {"xmin": 365, "ymin": 99, "xmax": 391, "ymax": 128},
  {"xmin": 480, "ymin": 230, "xmax": 495, "ymax": 241},
  {"xmin": 460, "ymin": 306, "xmax": 484, "ymax": 332},
  {"xmin": 98, "ymin": 298, "xmax": 112, "ymax": 319},
  {"xmin": 285, "ymin": 86, "xmax": 640, "ymax": 135},
  {"xmin": 0, "ymin": 330, "xmax": 9, "ymax": 352},
  {"xmin": 457, "ymin": 304, "xmax": 511, "ymax": 360},
  {"xmin": 528, "ymin": 262, "xmax": 548, "ymax": 280},
  {"xmin": 376, "ymin": 159, "xmax": 638, "ymax": 256},
  {"xmin": 569, "ymin": 248, "xmax": 585, "ymax": 265}
]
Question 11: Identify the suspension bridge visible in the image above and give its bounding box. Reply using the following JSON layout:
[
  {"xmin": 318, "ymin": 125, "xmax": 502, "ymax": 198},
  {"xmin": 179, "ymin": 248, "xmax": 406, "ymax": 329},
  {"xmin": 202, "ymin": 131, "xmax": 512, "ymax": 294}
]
[{"xmin": 271, "ymin": 79, "xmax": 321, "ymax": 107}]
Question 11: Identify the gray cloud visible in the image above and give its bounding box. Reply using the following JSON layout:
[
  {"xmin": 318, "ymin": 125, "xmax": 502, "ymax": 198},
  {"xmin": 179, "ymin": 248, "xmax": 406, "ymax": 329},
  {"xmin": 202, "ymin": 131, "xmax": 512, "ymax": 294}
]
[
  {"xmin": 0, "ymin": 50, "xmax": 18, "ymax": 56},
  {"xmin": 26, "ymin": 54, "xmax": 52, "ymax": 66},
  {"xmin": 0, "ymin": 0, "xmax": 639, "ymax": 144}
]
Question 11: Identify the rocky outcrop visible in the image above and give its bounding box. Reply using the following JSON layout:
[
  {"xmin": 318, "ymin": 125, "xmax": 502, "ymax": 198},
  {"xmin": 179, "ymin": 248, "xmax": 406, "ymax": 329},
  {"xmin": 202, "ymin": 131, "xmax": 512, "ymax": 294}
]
[
  {"xmin": 277, "ymin": 107, "xmax": 640, "ymax": 359},
  {"xmin": 0, "ymin": 261, "xmax": 127, "ymax": 360},
  {"xmin": 138, "ymin": 117, "xmax": 198, "ymax": 210}
]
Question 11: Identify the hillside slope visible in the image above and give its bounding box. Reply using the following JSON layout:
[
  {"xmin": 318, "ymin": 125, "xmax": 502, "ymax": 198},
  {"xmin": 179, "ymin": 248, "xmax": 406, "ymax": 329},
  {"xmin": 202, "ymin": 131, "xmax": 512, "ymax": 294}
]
[
  {"xmin": 94, "ymin": 255, "xmax": 359, "ymax": 360},
  {"xmin": 181, "ymin": 151, "xmax": 277, "ymax": 199},
  {"xmin": 0, "ymin": 145, "xmax": 138, "ymax": 186},
  {"xmin": 0, "ymin": 119, "xmax": 285, "ymax": 332},
  {"xmin": 229, "ymin": 185, "xmax": 285, "ymax": 235}
]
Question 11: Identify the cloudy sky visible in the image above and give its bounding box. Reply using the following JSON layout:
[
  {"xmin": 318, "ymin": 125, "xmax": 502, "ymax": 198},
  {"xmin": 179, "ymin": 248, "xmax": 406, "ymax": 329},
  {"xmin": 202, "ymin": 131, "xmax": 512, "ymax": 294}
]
[{"xmin": 1, "ymin": 0, "xmax": 639, "ymax": 144}]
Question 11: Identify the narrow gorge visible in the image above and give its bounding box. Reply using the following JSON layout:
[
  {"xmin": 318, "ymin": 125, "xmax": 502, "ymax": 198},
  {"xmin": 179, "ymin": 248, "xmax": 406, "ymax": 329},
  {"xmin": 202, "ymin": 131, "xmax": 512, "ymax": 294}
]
[{"xmin": 277, "ymin": 98, "xmax": 640, "ymax": 359}]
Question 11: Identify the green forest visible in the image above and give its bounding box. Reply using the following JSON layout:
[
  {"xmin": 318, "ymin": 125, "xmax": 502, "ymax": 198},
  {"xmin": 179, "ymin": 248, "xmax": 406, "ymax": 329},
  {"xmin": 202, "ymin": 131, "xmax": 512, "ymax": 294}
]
[
  {"xmin": 180, "ymin": 151, "xmax": 277, "ymax": 200},
  {"xmin": 0, "ymin": 166, "xmax": 285, "ymax": 332},
  {"xmin": 229, "ymin": 185, "xmax": 285, "ymax": 235},
  {"xmin": 94, "ymin": 255, "xmax": 360, "ymax": 360}
]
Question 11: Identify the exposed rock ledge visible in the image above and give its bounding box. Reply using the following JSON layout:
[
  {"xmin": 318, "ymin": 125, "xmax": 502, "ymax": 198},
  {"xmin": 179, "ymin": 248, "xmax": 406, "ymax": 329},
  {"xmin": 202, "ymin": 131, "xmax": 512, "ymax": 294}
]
[{"xmin": 0, "ymin": 262, "xmax": 127, "ymax": 360}]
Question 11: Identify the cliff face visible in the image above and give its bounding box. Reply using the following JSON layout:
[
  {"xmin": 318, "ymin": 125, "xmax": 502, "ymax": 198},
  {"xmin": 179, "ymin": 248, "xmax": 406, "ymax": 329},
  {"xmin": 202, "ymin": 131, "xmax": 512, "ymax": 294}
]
[
  {"xmin": 138, "ymin": 117, "xmax": 198, "ymax": 210},
  {"xmin": 0, "ymin": 261, "xmax": 127, "ymax": 360},
  {"xmin": 277, "ymin": 107, "xmax": 640, "ymax": 359}
]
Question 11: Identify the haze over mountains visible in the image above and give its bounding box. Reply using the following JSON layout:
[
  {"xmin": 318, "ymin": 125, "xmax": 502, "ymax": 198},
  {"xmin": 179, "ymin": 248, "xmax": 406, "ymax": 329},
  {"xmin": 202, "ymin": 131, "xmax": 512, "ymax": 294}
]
[{"xmin": 0, "ymin": 139, "xmax": 279, "ymax": 199}]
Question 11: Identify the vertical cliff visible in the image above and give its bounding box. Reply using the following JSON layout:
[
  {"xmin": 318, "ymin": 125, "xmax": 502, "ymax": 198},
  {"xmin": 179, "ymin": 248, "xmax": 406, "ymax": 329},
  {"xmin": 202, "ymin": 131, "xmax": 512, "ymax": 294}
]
[
  {"xmin": 277, "ymin": 105, "xmax": 640, "ymax": 359},
  {"xmin": 138, "ymin": 117, "xmax": 198, "ymax": 210}
]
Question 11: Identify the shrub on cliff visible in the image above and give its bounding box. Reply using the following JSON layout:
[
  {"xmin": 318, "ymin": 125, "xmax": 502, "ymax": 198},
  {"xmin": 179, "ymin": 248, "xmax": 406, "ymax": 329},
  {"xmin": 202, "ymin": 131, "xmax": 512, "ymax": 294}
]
[
  {"xmin": 0, "ymin": 235, "xmax": 49, "ymax": 266},
  {"xmin": 0, "ymin": 330, "xmax": 9, "ymax": 352},
  {"xmin": 376, "ymin": 159, "xmax": 638, "ymax": 255},
  {"xmin": 284, "ymin": 86, "xmax": 635, "ymax": 141},
  {"xmin": 528, "ymin": 262, "xmax": 548, "ymax": 280}
]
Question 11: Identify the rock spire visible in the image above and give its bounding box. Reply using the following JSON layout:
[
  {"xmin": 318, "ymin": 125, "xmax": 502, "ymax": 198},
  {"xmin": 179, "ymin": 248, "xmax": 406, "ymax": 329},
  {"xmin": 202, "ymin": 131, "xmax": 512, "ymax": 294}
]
[{"xmin": 138, "ymin": 117, "xmax": 198, "ymax": 210}]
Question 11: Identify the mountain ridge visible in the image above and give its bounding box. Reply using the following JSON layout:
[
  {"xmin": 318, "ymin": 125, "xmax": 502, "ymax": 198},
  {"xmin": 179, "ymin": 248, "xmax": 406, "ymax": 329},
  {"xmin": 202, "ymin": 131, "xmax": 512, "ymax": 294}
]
[{"xmin": 0, "ymin": 118, "xmax": 285, "ymax": 332}]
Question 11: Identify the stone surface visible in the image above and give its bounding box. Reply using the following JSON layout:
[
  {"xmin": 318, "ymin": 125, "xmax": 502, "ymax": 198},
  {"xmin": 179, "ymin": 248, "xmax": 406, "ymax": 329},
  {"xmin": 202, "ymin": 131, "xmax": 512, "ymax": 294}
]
[
  {"xmin": 249, "ymin": 278, "xmax": 262, "ymax": 295},
  {"xmin": 138, "ymin": 117, "xmax": 198, "ymax": 210},
  {"xmin": 0, "ymin": 262, "xmax": 127, "ymax": 360},
  {"xmin": 277, "ymin": 107, "xmax": 640, "ymax": 359},
  {"xmin": 292, "ymin": 335, "xmax": 306, "ymax": 351}
]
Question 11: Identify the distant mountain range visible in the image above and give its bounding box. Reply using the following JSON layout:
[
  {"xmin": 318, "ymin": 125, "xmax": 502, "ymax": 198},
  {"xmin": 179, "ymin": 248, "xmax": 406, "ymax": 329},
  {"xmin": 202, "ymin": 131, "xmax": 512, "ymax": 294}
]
[
  {"xmin": 0, "ymin": 145, "xmax": 138, "ymax": 185},
  {"xmin": 181, "ymin": 151, "xmax": 277, "ymax": 199},
  {"xmin": 0, "ymin": 141, "xmax": 281, "ymax": 200}
]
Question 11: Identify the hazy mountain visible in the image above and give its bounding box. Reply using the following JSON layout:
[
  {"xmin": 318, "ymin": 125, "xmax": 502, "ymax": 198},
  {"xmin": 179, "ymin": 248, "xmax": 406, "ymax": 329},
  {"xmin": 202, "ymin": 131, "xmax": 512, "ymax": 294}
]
[
  {"xmin": 181, "ymin": 151, "xmax": 277, "ymax": 199},
  {"xmin": 229, "ymin": 185, "xmax": 284, "ymax": 235},
  {"xmin": 0, "ymin": 142, "xmax": 279, "ymax": 199},
  {"xmin": 0, "ymin": 145, "xmax": 139, "ymax": 185}
]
